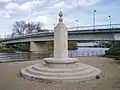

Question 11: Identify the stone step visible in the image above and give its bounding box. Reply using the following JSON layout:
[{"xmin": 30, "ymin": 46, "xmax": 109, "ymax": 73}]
[
  {"xmin": 25, "ymin": 66, "xmax": 96, "ymax": 77},
  {"xmin": 21, "ymin": 68, "xmax": 100, "ymax": 81},
  {"xmin": 32, "ymin": 64, "xmax": 90, "ymax": 73}
]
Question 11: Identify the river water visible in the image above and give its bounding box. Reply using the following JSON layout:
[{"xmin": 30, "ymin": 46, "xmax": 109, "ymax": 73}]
[{"xmin": 0, "ymin": 47, "xmax": 109, "ymax": 62}]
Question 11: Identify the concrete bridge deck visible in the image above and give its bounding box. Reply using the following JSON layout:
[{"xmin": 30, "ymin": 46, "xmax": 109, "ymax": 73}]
[{"xmin": 2, "ymin": 28, "xmax": 120, "ymax": 44}]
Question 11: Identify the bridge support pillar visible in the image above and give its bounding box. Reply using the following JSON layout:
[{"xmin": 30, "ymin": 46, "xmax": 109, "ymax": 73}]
[{"xmin": 30, "ymin": 41, "xmax": 48, "ymax": 52}]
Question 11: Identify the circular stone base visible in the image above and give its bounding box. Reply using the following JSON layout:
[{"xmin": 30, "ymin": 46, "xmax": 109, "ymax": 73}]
[
  {"xmin": 44, "ymin": 58, "xmax": 77, "ymax": 64},
  {"xmin": 21, "ymin": 62, "xmax": 101, "ymax": 82}
]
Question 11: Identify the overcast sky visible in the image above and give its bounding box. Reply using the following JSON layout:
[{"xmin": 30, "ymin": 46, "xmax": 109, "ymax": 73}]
[{"xmin": 0, "ymin": 0, "xmax": 119, "ymax": 37}]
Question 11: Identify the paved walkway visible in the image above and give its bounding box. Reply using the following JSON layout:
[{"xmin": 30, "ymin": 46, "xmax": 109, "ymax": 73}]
[{"xmin": 0, "ymin": 56, "xmax": 120, "ymax": 90}]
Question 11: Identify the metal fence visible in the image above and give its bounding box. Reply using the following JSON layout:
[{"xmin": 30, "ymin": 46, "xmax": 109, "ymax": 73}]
[
  {"xmin": 0, "ymin": 52, "xmax": 51, "ymax": 62},
  {"xmin": 69, "ymin": 50, "xmax": 105, "ymax": 57},
  {"xmin": 0, "ymin": 50, "xmax": 105, "ymax": 62}
]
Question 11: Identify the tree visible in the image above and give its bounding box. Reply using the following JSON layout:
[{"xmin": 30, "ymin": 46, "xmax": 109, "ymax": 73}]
[
  {"xmin": 12, "ymin": 21, "xmax": 26, "ymax": 36},
  {"xmin": 68, "ymin": 41, "xmax": 77, "ymax": 50},
  {"xmin": 35, "ymin": 22, "xmax": 42, "ymax": 32},
  {"xmin": 12, "ymin": 21, "xmax": 43, "ymax": 37},
  {"xmin": 25, "ymin": 22, "xmax": 35, "ymax": 34}
]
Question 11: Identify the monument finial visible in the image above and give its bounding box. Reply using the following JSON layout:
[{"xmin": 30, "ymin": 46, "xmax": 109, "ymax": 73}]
[{"xmin": 59, "ymin": 11, "xmax": 63, "ymax": 22}]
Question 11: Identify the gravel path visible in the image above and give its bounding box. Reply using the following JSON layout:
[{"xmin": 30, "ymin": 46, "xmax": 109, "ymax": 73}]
[{"xmin": 0, "ymin": 56, "xmax": 120, "ymax": 90}]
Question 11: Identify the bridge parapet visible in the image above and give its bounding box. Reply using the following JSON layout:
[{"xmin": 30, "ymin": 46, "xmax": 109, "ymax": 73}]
[{"xmin": 68, "ymin": 24, "xmax": 120, "ymax": 31}]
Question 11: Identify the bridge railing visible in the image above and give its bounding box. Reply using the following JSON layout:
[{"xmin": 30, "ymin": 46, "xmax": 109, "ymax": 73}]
[{"xmin": 68, "ymin": 24, "xmax": 120, "ymax": 31}]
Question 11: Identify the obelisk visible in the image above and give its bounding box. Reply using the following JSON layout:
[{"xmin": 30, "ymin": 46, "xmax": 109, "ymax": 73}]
[
  {"xmin": 54, "ymin": 11, "xmax": 68, "ymax": 59},
  {"xmin": 44, "ymin": 11, "xmax": 77, "ymax": 64}
]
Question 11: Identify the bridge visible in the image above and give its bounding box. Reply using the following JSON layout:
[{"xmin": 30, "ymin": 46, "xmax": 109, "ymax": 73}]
[{"xmin": 2, "ymin": 24, "xmax": 120, "ymax": 52}]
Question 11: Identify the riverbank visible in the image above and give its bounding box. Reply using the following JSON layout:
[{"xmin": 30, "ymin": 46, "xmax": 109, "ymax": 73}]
[{"xmin": 0, "ymin": 56, "xmax": 120, "ymax": 90}]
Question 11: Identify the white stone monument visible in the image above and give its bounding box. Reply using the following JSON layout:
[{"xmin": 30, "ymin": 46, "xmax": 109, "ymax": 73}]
[
  {"xmin": 21, "ymin": 11, "xmax": 101, "ymax": 82},
  {"xmin": 44, "ymin": 11, "xmax": 77, "ymax": 64}
]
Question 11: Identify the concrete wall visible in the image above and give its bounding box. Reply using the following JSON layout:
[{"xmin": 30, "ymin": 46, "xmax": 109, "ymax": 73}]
[{"xmin": 30, "ymin": 41, "xmax": 48, "ymax": 52}]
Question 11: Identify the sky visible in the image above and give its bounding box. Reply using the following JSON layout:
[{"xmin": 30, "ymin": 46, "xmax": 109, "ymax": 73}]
[{"xmin": 0, "ymin": 0, "xmax": 120, "ymax": 37}]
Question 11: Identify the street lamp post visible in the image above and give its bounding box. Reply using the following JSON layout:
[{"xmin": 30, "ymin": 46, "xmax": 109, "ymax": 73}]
[
  {"xmin": 108, "ymin": 15, "xmax": 111, "ymax": 29},
  {"xmin": 76, "ymin": 20, "xmax": 79, "ymax": 31},
  {"xmin": 93, "ymin": 10, "xmax": 96, "ymax": 30}
]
